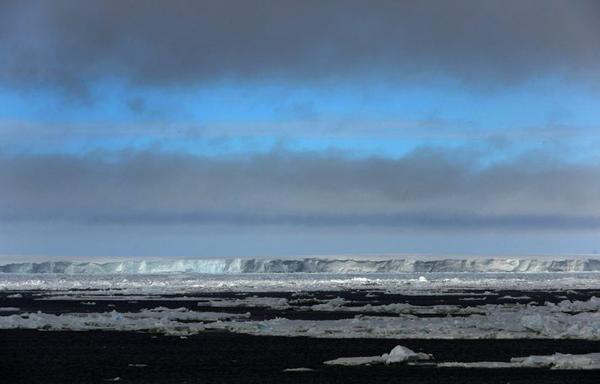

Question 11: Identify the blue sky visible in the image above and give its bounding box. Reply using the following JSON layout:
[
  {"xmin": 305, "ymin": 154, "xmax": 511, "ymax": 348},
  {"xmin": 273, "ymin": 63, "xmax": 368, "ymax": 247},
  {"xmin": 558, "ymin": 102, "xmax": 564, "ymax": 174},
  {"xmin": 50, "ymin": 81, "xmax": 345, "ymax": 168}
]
[
  {"xmin": 1, "ymin": 1, "xmax": 600, "ymax": 257},
  {"xmin": 3, "ymin": 78, "xmax": 600, "ymax": 154}
]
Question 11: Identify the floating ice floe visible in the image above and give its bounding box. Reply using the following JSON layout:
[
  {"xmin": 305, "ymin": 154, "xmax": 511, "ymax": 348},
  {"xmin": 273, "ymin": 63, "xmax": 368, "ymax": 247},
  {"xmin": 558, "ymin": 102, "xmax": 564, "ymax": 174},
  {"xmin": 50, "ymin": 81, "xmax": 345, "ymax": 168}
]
[
  {"xmin": 552, "ymin": 296, "xmax": 600, "ymax": 312},
  {"xmin": 1, "ymin": 297, "xmax": 600, "ymax": 339},
  {"xmin": 439, "ymin": 352, "xmax": 600, "ymax": 369},
  {"xmin": 197, "ymin": 296, "xmax": 290, "ymax": 310},
  {"xmin": 210, "ymin": 298, "xmax": 600, "ymax": 339},
  {"xmin": 499, "ymin": 295, "xmax": 532, "ymax": 300},
  {"xmin": 324, "ymin": 345, "xmax": 432, "ymax": 366},
  {"xmin": 0, "ymin": 307, "xmax": 249, "ymax": 335},
  {"xmin": 304, "ymin": 297, "xmax": 485, "ymax": 316}
]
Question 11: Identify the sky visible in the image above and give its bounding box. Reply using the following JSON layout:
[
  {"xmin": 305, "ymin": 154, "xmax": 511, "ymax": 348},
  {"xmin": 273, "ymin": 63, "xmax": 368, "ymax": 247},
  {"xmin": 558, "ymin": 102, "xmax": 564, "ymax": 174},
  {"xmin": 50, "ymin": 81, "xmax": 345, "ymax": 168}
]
[{"xmin": 1, "ymin": 0, "xmax": 600, "ymax": 258}]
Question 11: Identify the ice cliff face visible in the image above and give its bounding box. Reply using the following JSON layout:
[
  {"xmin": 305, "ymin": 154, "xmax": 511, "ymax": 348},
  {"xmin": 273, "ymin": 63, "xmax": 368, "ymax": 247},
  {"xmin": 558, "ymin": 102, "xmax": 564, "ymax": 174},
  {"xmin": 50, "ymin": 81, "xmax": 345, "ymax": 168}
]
[{"xmin": 0, "ymin": 258, "xmax": 599, "ymax": 274}]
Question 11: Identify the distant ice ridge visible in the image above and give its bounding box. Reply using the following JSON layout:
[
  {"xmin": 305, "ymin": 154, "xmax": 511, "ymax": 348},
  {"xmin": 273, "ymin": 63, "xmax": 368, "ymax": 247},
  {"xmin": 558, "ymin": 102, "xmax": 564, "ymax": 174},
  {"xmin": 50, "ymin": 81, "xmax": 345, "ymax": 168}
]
[{"xmin": 1, "ymin": 257, "xmax": 600, "ymax": 274}]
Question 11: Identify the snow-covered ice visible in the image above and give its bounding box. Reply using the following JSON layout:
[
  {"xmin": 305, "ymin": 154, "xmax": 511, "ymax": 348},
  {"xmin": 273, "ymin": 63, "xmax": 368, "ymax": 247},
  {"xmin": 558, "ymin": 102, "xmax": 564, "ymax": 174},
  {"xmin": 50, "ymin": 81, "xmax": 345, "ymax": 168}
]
[
  {"xmin": 512, "ymin": 353, "xmax": 600, "ymax": 369},
  {"xmin": 0, "ymin": 307, "xmax": 249, "ymax": 335},
  {"xmin": 2, "ymin": 297, "xmax": 599, "ymax": 339},
  {"xmin": 439, "ymin": 353, "xmax": 600, "ymax": 369},
  {"xmin": 324, "ymin": 345, "xmax": 432, "ymax": 366},
  {"xmin": 197, "ymin": 296, "xmax": 291, "ymax": 310},
  {"xmin": 323, "ymin": 355, "xmax": 386, "ymax": 366}
]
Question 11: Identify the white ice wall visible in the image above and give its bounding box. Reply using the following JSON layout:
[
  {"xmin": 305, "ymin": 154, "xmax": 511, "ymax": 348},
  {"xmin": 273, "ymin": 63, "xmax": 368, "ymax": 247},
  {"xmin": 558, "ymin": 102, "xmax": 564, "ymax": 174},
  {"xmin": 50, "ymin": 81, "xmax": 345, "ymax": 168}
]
[{"xmin": 1, "ymin": 257, "xmax": 599, "ymax": 274}]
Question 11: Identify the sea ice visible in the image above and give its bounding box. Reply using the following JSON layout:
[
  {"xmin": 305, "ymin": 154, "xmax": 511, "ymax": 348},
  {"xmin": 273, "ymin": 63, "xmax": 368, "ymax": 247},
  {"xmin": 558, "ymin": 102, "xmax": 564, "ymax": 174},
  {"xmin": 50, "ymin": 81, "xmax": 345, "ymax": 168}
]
[
  {"xmin": 499, "ymin": 295, "xmax": 532, "ymax": 300},
  {"xmin": 198, "ymin": 296, "xmax": 290, "ymax": 309},
  {"xmin": 1, "ymin": 297, "xmax": 599, "ymax": 339},
  {"xmin": 0, "ymin": 307, "xmax": 250, "ymax": 335},
  {"xmin": 439, "ymin": 353, "xmax": 600, "ymax": 369},
  {"xmin": 2, "ymin": 271, "xmax": 600, "ymax": 294},
  {"xmin": 208, "ymin": 298, "xmax": 600, "ymax": 339},
  {"xmin": 512, "ymin": 353, "xmax": 600, "ymax": 369},
  {"xmin": 324, "ymin": 345, "xmax": 432, "ymax": 366}
]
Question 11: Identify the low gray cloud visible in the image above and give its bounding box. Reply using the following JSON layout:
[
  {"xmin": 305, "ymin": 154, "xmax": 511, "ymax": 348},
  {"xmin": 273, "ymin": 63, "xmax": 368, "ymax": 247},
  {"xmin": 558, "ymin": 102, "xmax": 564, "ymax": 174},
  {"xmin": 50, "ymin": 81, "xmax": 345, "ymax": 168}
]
[
  {"xmin": 2, "ymin": 149, "xmax": 600, "ymax": 231},
  {"xmin": 1, "ymin": 0, "xmax": 599, "ymax": 91}
]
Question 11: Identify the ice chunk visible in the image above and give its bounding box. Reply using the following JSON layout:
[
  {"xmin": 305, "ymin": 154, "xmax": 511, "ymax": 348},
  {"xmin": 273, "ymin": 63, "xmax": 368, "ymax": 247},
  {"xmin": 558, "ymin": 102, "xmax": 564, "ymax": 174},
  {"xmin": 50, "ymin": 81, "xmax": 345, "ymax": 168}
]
[
  {"xmin": 384, "ymin": 345, "xmax": 432, "ymax": 364},
  {"xmin": 324, "ymin": 355, "xmax": 385, "ymax": 366},
  {"xmin": 324, "ymin": 345, "xmax": 431, "ymax": 366}
]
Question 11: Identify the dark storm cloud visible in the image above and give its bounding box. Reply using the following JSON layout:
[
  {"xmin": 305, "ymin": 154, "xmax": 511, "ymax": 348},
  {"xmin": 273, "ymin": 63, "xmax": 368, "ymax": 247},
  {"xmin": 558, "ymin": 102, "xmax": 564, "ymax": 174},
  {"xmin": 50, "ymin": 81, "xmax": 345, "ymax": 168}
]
[
  {"xmin": 1, "ymin": 0, "xmax": 600, "ymax": 90},
  {"xmin": 2, "ymin": 149, "xmax": 600, "ymax": 231}
]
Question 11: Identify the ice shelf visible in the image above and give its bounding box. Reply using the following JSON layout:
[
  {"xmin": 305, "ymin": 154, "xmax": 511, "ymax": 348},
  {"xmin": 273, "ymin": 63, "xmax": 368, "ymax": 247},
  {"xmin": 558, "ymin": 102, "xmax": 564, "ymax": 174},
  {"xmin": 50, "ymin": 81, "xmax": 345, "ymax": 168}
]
[{"xmin": 1, "ymin": 257, "xmax": 600, "ymax": 274}]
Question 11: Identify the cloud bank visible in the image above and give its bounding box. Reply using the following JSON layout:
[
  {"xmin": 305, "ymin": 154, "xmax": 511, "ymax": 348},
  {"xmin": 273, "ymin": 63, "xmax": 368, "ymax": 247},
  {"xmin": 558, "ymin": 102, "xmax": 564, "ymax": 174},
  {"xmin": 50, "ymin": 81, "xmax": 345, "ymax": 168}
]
[
  {"xmin": 2, "ymin": 0, "xmax": 600, "ymax": 90},
  {"xmin": 2, "ymin": 149, "xmax": 600, "ymax": 231}
]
